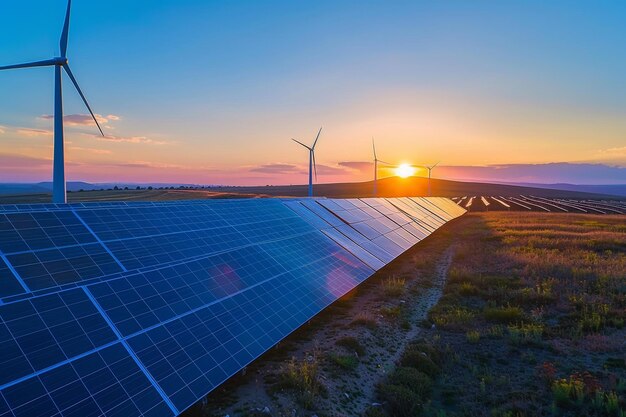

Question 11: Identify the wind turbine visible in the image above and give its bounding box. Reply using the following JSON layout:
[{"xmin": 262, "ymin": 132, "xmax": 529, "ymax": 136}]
[
  {"xmin": 292, "ymin": 127, "xmax": 322, "ymax": 197},
  {"xmin": 0, "ymin": 0, "xmax": 105, "ymax": 204},
  {"xmin": 372, "ymin": 137, "xmax": 392, "ymax": 197},
  {"xmin": 424, "ymin": 162, "xmax": 440, "ymax": 197}
]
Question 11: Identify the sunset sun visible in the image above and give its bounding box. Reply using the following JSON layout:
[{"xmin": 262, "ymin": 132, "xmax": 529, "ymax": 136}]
[{"xmin": 395, "ymin": 163, "xmax": 415, "ymax": 178}]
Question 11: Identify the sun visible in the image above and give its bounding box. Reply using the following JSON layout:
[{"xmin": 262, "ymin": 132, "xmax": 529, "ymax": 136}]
[{"xmin": 395, "ymin": 163, "xmax": 415, "ymax": 178}]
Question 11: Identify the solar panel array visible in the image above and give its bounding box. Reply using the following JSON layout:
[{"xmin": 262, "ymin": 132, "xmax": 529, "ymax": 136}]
[{"xmin": 0, "ymin": 197, "xmax": 465, "ymax": 417}]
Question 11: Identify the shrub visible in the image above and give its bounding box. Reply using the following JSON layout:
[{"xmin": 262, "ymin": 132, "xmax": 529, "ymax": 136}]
[
  {"xmin": 388, "ymin": 367, "xmax": 433, "ymax": 400},
  {"xmin": 378, "ymin": 383, "xmax": 421, "ymax": 417},
  {"xmin": 381, "ymin": 276, "xmax": 406, "ymax": 297},
  {"xmin": 399, "ymin": 351, "xmax": 440, "ymax": 377},
  {"xmin": 484, "ymin": 305, "xmax": 525, "ymax": 324},
  {"xmin": 336, "ymin": 336, "xmax": 366, "ymax": 356},
  {"xmin": 466, "ymin": 330, "xmax": 481, "ymax": 344},
  {"xmin": 430, "ymin": 306, "xmax": 476, "ymax": 329},
  {"xmin": 351, "ymin": 312, "xmax": 377, "ymax": 329},
  {"xmin": 507, "ymin": 323, "xmax": 543, "ymax": 345},
  {"xmin": 459, "ymin": 282, "xmax": 478, "ymax": 296},
  {"xmin": 328, "ymin": 353, "xmax": 358, "ymax": 370},
  {"xmin": 277, "ymin": 351, "xmax": 324, "ymax": 409},
  {"xmin": 381, "ymin": 305, "xmax": 403, "ymax": 319}
]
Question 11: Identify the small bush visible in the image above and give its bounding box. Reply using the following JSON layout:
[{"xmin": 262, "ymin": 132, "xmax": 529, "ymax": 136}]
[
  {"xmin": 430, "ymin": 306, "xmax": 476, "ymax": 329},
  {"xmin": 276, "ymin": 351, "xmax": 324, "ymax": 409},
  {"xmin": 399, "ymin": 351, "xmax": 440, "ymax": 377},
  {"xmin": 336, "ymin": 336, "xmax": 366, "ymax": 356},
  {"xmin": 388, "ymin": 367, "xmax": 433, "ymax": 400},
  {"xmin": 507, "ymin": 323, "xmax": 543, "ymax": 345},
  {"xmin": 381, "ymin": 275, "xmax": 406, "ymax": 297},
  {"xmin": 328, "ymin": 353, "xmax": 358, "ymax": 370},
  {"xmin": 466, "ymin": 330, "xmax": 481, "ymax": 343},
  {"xmin": 484, "ymin": 305, "xmax": 525, "ymax": 323},
  {"xmin": 351, "ymin": 312, "xmax": 377, "ymax": 329},
  {"xmin": 381, "ymin": 305, "xmax": 403, "ymax": 319},
  {"xmin": 378, "ymin": 383, "xmax": 421, "ymax": 417}
]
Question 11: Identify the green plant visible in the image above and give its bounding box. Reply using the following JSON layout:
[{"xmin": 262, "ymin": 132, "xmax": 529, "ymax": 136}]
[
  {"xmin": 484, "ymin": 305, "xmax": 525, "ymax": 324},
  {"xmin": 377, "ymin": 383, "xmax": 421, "ymax": 417},
  {"xmin": 381, "ymin": 275, "xmax": 406, "ymax": 297},
  {"xmin": 335, "ymin": 336, "xmax": 366, "ymax": 356},
  {"xmin": 399, "ymin": 350, "xmax": 440, "ymax": 377},
  {"xmin": 466, "ymin": 330, "xmax": 480, "ymax": 343},
  {"xmin": 381, "ymin": 305, "xmax": 403, "ymax": 319},
  {"xmin": 507, "ymin": 323, "xmax": 543, "ymax": 345},
  {"xmin": 328, "ymin": 353, "xmax": 358, "ymax": 370},
  {"xmin": 277, "ymin": 350, "xmax": 324, "ymax": 409},
  {"xmin": 387, "ymin": 367, "xmax": 433, "ymax": 400},
  {"xmin": 351, "ymin": 312, "xmax": 377, "ymax": 329}
]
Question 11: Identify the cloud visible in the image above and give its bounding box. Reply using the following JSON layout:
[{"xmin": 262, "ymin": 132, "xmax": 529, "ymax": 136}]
[
  {"xmin": 84, "ymin": 133, "xmax": 168, "ymax": 145},
  {"xmin": 39, "ymin": 114, "xmax": 121, "ymax": 126},
  {"xmin": 315, "ymin": 164, "xmax": 351, "ymax": 175},
  {"xmin": 0, "ymin": 153, "xmax": 51, "ymax": 169},
  {"xmin": 597, "ymin": 146, "xmax": 626, "ymax": 158},
  {"xmin": 17, "ymin": 128, "xmax": 53, "ymax": 137},
  {"xmin": 0, "ymin": 125, "xmax": 5, "ymax": 134},
  {"xmin": 249, "ymin": 163, "xmax": 304, "ymax": 174},
  {"xmin": 338, "ymin": 161, "xmax": 374, "ymax": 173},
  {"xmin": 69, "ymin": 146, "xmax": 112, "ymax": 155}
]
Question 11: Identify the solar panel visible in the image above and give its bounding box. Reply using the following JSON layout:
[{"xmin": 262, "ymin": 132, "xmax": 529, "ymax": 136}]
[{"xmin": 0, "ymin": 197, "xmax": 465, "ymax": 416}]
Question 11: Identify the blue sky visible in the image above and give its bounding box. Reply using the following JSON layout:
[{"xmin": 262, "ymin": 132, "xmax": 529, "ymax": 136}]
[{"xmin": 1, "ymin": 0, "xmax": 625, "ymax": 184}]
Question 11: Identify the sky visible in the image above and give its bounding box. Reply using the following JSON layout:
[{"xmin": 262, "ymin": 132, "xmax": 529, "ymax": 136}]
[{"xmin": 1, "ymin": 0, "xmax": 625, "ymax": 185}]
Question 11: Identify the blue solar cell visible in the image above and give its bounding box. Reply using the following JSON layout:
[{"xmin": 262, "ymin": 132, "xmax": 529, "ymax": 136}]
[
  {"xmin": 0, "ymin": 211, "xmax": 96, "ymax": 254},
  {"xmin": 0, "ymin": 343, "xmax": 173, "ymax": 417},
  {"xmin": 7, "ymin": 243, "xmax": 123, "ymax": 291},
  {"xmin": 0, "ymin": 256, "xmax": 25, "ymax": 298},
  {"xmin": 88, "ymin": 246, "xmax": 286, "ymax": 337},
  {"xmin": 104, "ymin": 226, "xmax": 247, "ymax": 270},
  {"xmin": 77, "ymin": 205, "xmax": 229, "ymax": 241},
  {"xmin": 0, "ymin": 288, "xmax": 118, "ymax": 386},
  {"xmin": 128, "ymin": 250, "xmax": 371, "ymax": 412}
]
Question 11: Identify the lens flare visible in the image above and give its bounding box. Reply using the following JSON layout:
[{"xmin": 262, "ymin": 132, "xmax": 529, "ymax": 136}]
[{"xmin": 395, "ymin": 163, "xmax": 415, "ymax": 178}]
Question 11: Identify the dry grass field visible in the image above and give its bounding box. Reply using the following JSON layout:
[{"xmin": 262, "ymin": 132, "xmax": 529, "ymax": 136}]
[{"xmin": 192, "ymin": 212, "xmax": 625, "ymax": 417}]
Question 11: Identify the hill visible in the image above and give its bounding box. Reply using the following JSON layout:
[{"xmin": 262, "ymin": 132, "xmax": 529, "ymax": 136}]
[{"xmin": 207, "ymin": 176, "xmax": 624, "ymax": 199}]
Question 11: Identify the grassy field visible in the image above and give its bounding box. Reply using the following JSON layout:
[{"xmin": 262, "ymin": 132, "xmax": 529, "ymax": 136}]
[
  {"xmin": 373, "ymin": 212, "xmax": 625, "ymax": 417},
  {"xmin": 191, "ymin": 212, "xmax": 625, "ymax": 417}
]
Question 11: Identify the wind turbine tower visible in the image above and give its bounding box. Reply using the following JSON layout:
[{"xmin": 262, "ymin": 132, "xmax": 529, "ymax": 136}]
[
  {"xmin": 0, "ymin": 0, "xmax": 105, "ymax": 204},
  {"xmin": 292, "ymin": 127, "xmax": 322, "ymax": 197},
  {"xmin": 372, "ymin": 137, "xmax": 391, "ymax": 197},
  {"xmin": 425, "ymin": 162, "xmax": 440, "ymax": 197}
]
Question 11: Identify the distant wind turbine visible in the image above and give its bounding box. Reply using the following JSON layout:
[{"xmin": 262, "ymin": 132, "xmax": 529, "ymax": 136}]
[
  {"xmin": 372, "ymin": 137, "xmax": 392, "ymax": 197},
  {"xmin": 292, "ymin": 127, "xmax": 322, "ymax": 197},
  {"xmin": 424, "ymin": 162, "xmax": 440, "ymax": 197},
  {"xmin": 0, "ymin": 0, "xmax": 105, "ymax": 204}
]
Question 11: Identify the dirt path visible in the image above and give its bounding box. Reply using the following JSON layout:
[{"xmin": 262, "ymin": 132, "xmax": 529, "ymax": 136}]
[{"xmin": 200, "ymin": 242, "xmax": 457, "ymax": 417}]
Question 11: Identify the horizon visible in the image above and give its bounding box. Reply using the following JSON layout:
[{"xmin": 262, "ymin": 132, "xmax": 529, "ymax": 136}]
[{"xmin": 1, "ymin": 1, "xmax": 626, "ymax": 186}]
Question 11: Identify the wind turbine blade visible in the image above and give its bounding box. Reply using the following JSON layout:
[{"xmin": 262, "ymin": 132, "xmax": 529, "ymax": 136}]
[
  {"xmin": 378, "ymin": 160, "xmax": 394, "ymax": 166},
  {"xmin": 372, "ymin": 137, "xmax": 377, "ymax": 159},
  {"xmin": 432, "ymin": 161, "xmax": 440, "ymax": 169},
  {"xmin": 0, "ymin": 59, "xmax": 56, "ymax": 71},
  {"xmin": 312, "ymin": 151, "xmax": 318, "ymax": 181},
  {"xmin": 312, "ymin": 126, "xmax": 322, "ymax": 149},
  {"xmin": 63, "ymin": 64, "xmax": 104, "ymax": 136},
  {"xmin": 60, "ymin": 0, "xmax": 72, "ymax": 57},
  {"xmin": 291, "ymin": 138, "xmax": 311, "ymax": 150}
]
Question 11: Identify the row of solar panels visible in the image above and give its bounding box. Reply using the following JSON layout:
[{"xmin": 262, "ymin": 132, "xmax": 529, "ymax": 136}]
[{"xmin": 0, "ymin": 197, "xmax": 464, "ymax": 417}]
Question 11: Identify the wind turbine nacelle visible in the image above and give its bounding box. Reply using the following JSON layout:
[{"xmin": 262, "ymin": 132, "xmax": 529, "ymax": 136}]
[{"xmin": 53, "ymin": 57, "xmax": 69, "ymax": 66}]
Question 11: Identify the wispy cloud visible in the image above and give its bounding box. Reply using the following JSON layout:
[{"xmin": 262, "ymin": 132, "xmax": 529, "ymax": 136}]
[
  {"xmin": 0, "ymin": 125, "xmax": 5, "ymax": 135},
  {"xmin": 83, "ymin": 132, "xmax": 168, "ymax": 145},
  {"xmin": 17, "ymin": 128, "xmax": 53, "ymax": 137},
  {"xmin": 69, "ymin": 146, "xmax": 112, "ymax": 155},
  {"xmin": 338, "ymin": 161, "xmax": 373, "ymax": 173},
  {"xmin": 39, "ymin": 114, "xmax": 121, "ymax": 127},
  {"xmin": 249, "ymin": 163, "xmax": 304, "ymax": 174}
]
